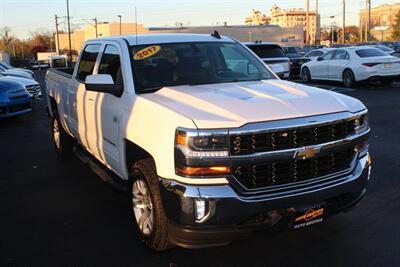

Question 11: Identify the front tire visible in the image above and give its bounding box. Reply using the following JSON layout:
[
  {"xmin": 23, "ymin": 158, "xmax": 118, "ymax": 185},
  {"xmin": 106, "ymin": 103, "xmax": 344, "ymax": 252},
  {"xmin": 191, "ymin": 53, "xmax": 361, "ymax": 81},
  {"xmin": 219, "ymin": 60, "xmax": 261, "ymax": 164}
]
[
  {"xmin": 301, "ymin": 67, "xmax": 312, "ymax": 83},
  {"xmin": 131, "ymin": 158, "xmax": 172, "ymax": 251},
  {"xmin": 52, "ymin": 112, "xmax": 74, "ymax": 158},
  {"xmin": 343, "ymin": 69, "xmax": 355, "ymax": 87}
]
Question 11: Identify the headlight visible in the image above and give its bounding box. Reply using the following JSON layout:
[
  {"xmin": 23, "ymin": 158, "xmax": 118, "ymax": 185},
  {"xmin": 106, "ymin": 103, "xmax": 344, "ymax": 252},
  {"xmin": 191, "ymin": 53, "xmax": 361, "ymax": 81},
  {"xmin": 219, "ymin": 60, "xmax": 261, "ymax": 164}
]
[
  {"xmin": 175, "ymin": 129, "xmax": 229, "ymax": 157},
  {"xmin": 354, "ymin": 113, "xmax": 368, "ymax": 134},
  {"xmin": 175, "ymin": 128, "xmax": 231, "ymax": 177}
]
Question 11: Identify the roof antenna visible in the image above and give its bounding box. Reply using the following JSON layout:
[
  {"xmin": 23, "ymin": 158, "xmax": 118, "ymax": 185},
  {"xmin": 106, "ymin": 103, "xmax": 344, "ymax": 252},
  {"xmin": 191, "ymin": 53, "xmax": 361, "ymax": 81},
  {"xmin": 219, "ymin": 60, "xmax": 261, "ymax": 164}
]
[{"xmin": 211, "ymin": 30, "xmax": 221, "ymax": 39}]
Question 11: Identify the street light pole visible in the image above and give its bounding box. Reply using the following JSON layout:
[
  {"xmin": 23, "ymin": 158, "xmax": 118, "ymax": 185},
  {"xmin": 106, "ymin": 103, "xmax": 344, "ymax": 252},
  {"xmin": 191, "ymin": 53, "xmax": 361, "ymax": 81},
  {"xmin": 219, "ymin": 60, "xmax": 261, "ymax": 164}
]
[
  {"xmin": 118, "ymin": 15, "xmax": 122, "ymax": 35},
  {"xmin": 315, "ymin": 0, "xmax": 319, "ymax": 44},
  {"xmin": 306, "ymin": 0, "xmax": 310, "ymax": 44},
  {"xmin": 342, "ymin": 0, "xmax": 345, "ymax": 44},
  {"xmin": 55, "ymin": 15, "xmax": 61, "ymax": 55},
  {"xmin": 66, "ymin": 0, "xmax": 72, "ymax": 62}
]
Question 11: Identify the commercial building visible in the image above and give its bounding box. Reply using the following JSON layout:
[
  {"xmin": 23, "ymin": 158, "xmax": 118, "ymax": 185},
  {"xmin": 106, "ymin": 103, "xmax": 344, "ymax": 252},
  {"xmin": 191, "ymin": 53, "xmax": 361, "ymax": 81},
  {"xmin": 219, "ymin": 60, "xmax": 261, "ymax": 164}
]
[
  {"xmin": 151, "ymin": 25, "xmax": 303, "ymax": 46},
  {"xmin": 57, "ymin": 23, "xmax": 304, "ymax": 54},
  {"xmin": 359, "ymin": 3, "xmax": 400, "ymax": 41},
  {"xmin": 57, "ymin": 22, "xmax": 149, "ymax": 52},
  {"xmin": 270, "ymin": 4, "xmax": 319, "ymax": 44}
]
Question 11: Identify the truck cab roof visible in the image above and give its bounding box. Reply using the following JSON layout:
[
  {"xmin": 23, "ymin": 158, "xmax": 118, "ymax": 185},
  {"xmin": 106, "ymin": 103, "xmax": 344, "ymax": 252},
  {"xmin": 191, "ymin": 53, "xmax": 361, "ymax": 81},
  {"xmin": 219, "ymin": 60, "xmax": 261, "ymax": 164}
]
[{"xmin": 87, "ymin": 33, "xmax": 235, "ymax": 46}]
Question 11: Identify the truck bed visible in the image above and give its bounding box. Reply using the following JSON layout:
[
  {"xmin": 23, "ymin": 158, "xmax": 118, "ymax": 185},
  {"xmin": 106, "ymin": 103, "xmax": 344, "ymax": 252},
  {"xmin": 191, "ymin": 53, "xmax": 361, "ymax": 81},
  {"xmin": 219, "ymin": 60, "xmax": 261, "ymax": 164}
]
[{"xmin": 47, "ymin": 68, "xmax": 74, "ymax": 79}]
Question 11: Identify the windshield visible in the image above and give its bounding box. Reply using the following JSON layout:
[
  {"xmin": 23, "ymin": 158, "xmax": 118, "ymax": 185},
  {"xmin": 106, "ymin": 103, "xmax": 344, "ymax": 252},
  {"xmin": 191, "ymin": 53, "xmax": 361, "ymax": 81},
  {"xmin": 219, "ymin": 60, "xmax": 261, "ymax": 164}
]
[
  {"xmin": 247, "ymin": 45, "xmax": 286, "ymax": 58},
  {"xmin": 283, "ymin": 47, "xmax": 300, "ymax": 56},
  {"xmin": 131, "ymin": 42, "xmax": 274, "ymax": 93}
]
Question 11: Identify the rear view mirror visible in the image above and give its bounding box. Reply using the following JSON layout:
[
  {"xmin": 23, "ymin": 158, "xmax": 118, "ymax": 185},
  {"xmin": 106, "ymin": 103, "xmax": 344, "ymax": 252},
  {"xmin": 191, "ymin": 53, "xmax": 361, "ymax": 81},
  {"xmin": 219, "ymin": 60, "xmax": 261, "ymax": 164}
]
[
  {"xmin": 317, "ymin": 56, "xmax": 323, "ymax": 61},
  {"xmin": 85, "ymin": 74, "xmax": 123, "ymax": 97}
]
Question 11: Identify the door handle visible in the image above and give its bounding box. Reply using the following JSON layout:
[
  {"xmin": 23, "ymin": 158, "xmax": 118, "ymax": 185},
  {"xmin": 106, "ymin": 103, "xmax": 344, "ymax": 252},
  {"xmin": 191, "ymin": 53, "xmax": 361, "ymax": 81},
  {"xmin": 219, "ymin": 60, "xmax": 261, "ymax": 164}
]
[{"xmin": 88, "ymin": 98, "xmax": 94, "ymax": 103}]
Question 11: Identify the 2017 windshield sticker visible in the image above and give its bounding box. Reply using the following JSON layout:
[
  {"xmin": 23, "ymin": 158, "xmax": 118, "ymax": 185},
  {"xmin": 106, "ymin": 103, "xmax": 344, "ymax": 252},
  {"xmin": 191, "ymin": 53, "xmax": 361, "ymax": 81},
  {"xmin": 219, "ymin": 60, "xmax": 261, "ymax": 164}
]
[{"xmin": 134, "ymin": 45, "xmax": 161, "ymax": 60}]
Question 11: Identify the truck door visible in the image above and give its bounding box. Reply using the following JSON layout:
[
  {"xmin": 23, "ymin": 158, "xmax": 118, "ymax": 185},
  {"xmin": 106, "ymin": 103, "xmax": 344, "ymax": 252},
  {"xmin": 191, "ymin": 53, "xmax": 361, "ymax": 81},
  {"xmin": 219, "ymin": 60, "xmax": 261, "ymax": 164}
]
[
  {"xmin": 85, "ymin": 43, "xmax": 124, "ymax": 170},
  {"xmin": 67, "ymin": 44, "xmax": 101, "ymax": 150}
]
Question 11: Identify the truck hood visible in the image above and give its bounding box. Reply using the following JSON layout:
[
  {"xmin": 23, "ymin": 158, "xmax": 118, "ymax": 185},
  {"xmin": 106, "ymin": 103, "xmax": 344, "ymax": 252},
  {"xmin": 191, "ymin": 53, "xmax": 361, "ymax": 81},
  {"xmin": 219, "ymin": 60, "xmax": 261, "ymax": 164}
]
[{"xmin": 141, "ymin": 79, "xmax": 365, "ymax": 129}]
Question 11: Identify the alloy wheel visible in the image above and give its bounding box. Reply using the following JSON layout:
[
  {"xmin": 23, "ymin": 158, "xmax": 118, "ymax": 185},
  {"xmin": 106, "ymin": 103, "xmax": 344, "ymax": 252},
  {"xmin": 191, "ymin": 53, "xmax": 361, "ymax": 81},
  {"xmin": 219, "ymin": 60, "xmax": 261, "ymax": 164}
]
[{"xmin": 132, "ymin": 178, "xmax": 154, "ymax": 236}]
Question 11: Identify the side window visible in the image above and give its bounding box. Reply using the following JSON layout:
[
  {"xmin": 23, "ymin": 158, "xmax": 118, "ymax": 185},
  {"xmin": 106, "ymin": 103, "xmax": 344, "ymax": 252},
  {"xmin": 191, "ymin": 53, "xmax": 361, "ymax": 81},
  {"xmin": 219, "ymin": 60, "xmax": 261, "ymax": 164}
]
[
  {"xmin": 76, "ymin": 44, "xmax": 101, "ymax": 82},
  {"xmin": 321, "ymin": 51, "xmax": 335, "ymax": 60},
  {"xmin": 333, "ymin": 50, "xmax": 348, "ymax": 60},
  {"xmin": 98, "ymin": 45, "xmax": 123, "ymax": 85}
]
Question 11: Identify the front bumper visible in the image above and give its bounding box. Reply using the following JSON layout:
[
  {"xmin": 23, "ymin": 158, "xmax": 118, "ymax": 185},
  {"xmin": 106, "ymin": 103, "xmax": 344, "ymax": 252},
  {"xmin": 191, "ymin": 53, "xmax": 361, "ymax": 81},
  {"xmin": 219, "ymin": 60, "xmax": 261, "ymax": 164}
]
[
  {"xmin": 0, "ymin": 100, "xmax": 32, "ymax": 118},
  {"xmin": 159, "ymin": 153, "xmax": 371, "ymax": 249}
]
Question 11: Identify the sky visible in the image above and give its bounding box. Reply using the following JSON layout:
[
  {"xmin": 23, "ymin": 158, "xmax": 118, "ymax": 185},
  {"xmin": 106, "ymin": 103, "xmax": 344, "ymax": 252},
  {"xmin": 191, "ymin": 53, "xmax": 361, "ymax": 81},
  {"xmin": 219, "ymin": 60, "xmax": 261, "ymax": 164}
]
[{"xmin": 1, "ymin": 0, "xmax": 399, "ymax": 39}]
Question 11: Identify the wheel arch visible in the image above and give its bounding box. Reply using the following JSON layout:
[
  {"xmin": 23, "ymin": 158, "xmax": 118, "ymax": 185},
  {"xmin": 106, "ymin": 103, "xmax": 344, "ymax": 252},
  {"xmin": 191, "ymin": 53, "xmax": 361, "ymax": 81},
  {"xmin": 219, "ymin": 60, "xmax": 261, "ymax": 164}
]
[
  {"xmin": 301, "ymin": 66, "xmax": 312, "ymax": 80},
  {"xmin": 342, "ymin": 67, "xmax": 355, "ymax": 81},
  {"xmin": 48, "ymin": 95, "xmax": 58, "ymax": 117},
  {"xmin": 125, "ymin": 139, "xmax": 154, "ymax": 180}
]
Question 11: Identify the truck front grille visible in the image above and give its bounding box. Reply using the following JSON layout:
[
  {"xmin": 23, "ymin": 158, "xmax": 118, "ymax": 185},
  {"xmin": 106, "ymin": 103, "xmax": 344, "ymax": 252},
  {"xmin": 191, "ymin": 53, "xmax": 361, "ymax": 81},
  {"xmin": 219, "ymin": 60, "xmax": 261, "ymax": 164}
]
[
  {"xmin": 232, "ymin": 147, "xmax": 356, "ymax": 189},
  {"xmin": 230, "ymin": 120, "xmax": 356, "ymax": 156}
]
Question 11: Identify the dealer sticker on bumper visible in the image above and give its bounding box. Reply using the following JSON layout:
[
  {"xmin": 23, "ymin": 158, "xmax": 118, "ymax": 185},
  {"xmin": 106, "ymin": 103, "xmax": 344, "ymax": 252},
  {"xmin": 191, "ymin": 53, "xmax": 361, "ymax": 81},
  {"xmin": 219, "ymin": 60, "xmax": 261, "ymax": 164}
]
[{"xmin": 292, "ymin": 207, "xmax": 325, "ymax": 229}]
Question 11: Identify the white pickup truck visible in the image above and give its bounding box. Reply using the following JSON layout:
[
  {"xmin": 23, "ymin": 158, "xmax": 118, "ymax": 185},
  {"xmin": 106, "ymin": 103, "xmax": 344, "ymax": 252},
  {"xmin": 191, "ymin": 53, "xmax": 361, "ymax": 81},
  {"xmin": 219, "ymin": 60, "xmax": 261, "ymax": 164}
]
[{"xmin": 46, "ymin": 33, "xmax": 371, "ymax": 251}]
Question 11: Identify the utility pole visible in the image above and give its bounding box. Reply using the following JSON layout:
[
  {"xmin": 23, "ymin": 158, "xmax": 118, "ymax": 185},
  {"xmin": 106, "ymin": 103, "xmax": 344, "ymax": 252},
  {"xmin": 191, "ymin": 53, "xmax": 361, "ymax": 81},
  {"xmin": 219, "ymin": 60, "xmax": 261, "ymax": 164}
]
[
  {"xmin": 315, "ymin": 0, "xmax": 319, "ymax": 44},
  {"xmin": 93, "ymin": 17, "xmax": 98, "ymax": 38},
  {"xmin": 367, "ymin": 0, "xmax": 371, "ymax": 42},
  {"xmin": 55, "ymin": 15, "xmax": 61, "ymax": 55},
  {"xmin": 118, "ymin": 15, "xmax": 122, "ymax": 35},
  {"xmin": 306, "ymin": 0, "xmax": 310, "ymax": 44},
  {"xmin": 66, "ymin": 0, "xmax": 72, "ymax": 62},
  {"xmin": 342, "ymin": 0, "xmax": 345, "ymax": 44}
]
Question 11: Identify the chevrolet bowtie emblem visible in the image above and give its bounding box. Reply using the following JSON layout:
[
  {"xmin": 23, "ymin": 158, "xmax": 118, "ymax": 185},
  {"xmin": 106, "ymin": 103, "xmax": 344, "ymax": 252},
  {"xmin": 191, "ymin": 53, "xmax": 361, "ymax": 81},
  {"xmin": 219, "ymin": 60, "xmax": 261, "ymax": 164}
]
[{"xmin": 293, "ymin": 147, "xmax": 321, "ymax": 160}]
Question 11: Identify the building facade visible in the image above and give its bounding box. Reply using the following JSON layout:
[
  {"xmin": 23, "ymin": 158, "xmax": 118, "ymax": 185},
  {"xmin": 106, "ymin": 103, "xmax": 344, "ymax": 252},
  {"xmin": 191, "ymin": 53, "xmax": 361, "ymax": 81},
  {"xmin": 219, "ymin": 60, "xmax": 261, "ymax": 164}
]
[
  {"xmin": 359, "ymin": 3, "xmax": 400, "ymax": 41},
  {"xmin": 270, "ymin": 4, "xmax": 319, "ymax": 44},
  {"xmin": 57, "ymin": 22, "xmax": 149, "ymax": 52},
  {"xmin": 245, "ymin": 9, "xmax": 271, "ymax": 25}
]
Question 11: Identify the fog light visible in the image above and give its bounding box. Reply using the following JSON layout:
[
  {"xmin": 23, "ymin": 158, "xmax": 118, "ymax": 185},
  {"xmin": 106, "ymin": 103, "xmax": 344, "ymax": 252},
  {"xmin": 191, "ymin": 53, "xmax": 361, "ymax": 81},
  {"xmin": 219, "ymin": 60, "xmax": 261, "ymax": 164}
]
[{"xmin": 194, "ymin": 199, "xmax": 207, "ymax": 222}]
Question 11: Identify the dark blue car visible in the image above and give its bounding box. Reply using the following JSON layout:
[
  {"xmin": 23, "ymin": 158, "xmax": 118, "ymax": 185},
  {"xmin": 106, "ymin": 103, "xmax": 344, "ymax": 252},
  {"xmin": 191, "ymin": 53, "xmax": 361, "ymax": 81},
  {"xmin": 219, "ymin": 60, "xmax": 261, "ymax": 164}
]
[{"xmin": 0, "ymin": 78, "xmax": 32, "ymax": 118}]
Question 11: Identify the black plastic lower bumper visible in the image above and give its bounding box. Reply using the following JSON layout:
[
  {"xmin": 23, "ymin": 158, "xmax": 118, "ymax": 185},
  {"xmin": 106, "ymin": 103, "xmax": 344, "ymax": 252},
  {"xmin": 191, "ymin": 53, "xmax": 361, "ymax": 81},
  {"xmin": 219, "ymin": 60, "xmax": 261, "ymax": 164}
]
[
  {"xmin": 167, "ymin": 187, "xmax": 366, "ymax": 249},
  {"xmin": 159, "ymin": 154, "xmax": 371, "ymax": 249}
]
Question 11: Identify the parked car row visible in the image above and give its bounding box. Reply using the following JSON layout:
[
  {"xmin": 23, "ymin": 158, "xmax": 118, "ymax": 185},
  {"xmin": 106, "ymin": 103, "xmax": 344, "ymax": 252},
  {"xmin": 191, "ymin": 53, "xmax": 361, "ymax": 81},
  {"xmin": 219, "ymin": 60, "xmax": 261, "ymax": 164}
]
[
  {"xmin": 0, "ymin": 62, "xmax": 41, "ymax": 99},
  {"xmin": 301, "ymin": 46, "xmax": 400, "ymax": 87},
  {"xmin": 0, "ymin": 78, "xmax": 32, "ymax": 118},
  {"xmin": 242, "ymin": 41, "xmax": 400, "ymax": 86}
]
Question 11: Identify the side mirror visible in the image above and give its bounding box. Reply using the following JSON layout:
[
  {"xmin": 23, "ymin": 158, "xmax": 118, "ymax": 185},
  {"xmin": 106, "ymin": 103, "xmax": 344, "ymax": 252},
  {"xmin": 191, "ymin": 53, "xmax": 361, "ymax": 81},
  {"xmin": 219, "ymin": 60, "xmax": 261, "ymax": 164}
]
[
  {"xmin": 317, "ymin": 56, "xmax": 323, "ymax": 61},
  {"xmin": 85, "ymin": 74, "xmax": 123, "ymax": 97}
]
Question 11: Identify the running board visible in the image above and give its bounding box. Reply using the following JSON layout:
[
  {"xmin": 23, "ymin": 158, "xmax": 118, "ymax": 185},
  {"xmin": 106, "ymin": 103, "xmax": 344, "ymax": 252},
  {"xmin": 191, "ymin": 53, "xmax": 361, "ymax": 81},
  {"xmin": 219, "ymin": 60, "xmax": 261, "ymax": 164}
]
[{"xmin": 73, "ymin": 146, "xmax": 129, "ymax": 193}]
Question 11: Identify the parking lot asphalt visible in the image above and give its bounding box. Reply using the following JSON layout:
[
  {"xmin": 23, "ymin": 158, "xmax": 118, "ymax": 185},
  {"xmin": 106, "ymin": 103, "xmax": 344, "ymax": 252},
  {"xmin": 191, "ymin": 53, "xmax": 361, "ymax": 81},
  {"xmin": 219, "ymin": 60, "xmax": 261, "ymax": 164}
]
[{"xmin": 1, "ymin": 70, "xmax": 399, "ymax": 267}]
